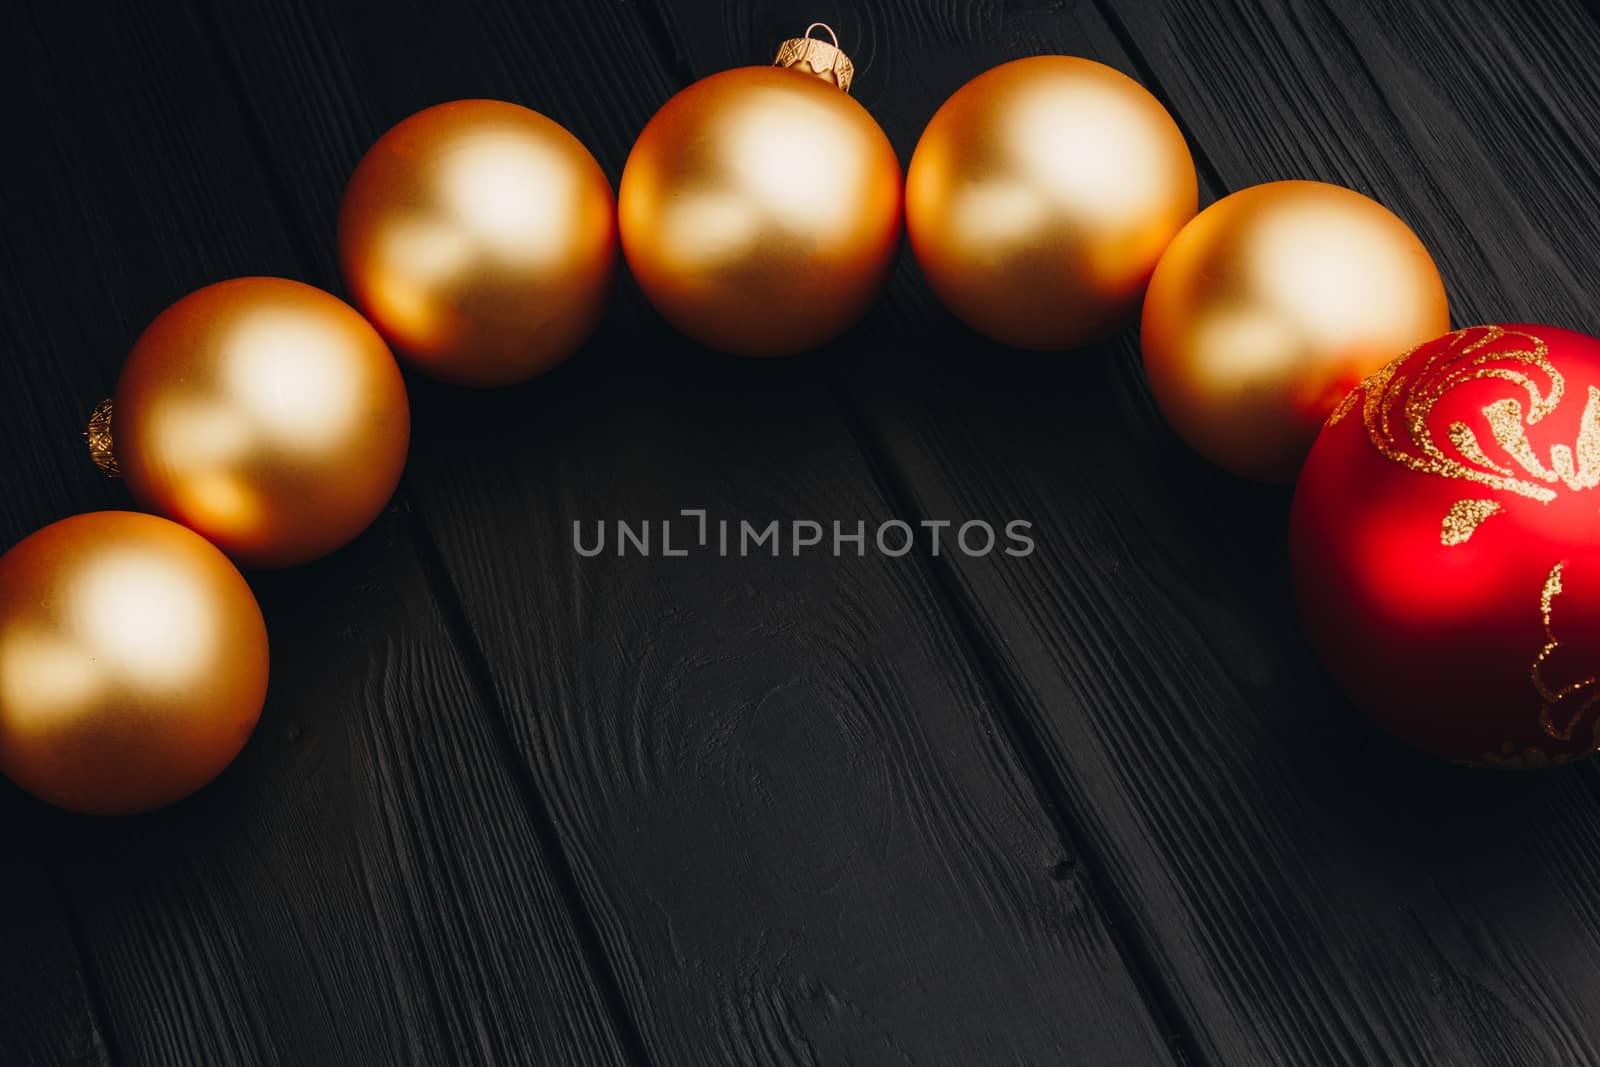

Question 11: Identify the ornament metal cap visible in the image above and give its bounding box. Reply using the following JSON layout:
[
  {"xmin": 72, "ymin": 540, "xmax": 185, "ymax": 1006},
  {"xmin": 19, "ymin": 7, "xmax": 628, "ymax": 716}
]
[
  {"xmin": 774, "ymin": 22, "xmax": 854, "ymax": 94},
  {"xmin": 86, "ymin": 397, "xmax": 121, "ymax": 477}
]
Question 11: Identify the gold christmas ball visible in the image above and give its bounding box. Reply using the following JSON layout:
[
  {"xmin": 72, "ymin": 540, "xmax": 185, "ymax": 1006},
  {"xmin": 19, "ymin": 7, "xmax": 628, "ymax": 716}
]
[
  {"xmin": 618, "ymin": 30, "xmax": 902, "ymax": 356},
  {"xmin": 0, "ymin": 512, "xmax": 269, "ymax": 815},
  {"xmin": 1142, "ymin": 180, "xmax": 1449, "ymax": 482},
  {"xmin": 339, "ymin": 99, "xmax": 617, "ymax": 385},
  {"xmin": 905, "ymin": 55, "xmax": 1197, "ymax": 350},
  {"xmin": 109, "ymin": 277, "xmax": 410, "ymax": 569}
]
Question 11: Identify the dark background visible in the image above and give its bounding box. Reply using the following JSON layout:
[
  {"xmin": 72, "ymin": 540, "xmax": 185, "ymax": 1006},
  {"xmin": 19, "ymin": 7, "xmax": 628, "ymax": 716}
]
[{"xmin": 5, "ymin": 0, "xmax": 1600, "ymax": 1064}]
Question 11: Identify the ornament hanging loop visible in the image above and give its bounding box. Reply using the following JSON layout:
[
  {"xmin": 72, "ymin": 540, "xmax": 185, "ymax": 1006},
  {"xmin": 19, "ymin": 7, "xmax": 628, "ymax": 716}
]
[
  {"xmin": 86, "ymin": 397, "xmax": 121, "ymax": 477},
  {"xmin": 775, "ymin": 22, "xmax": 854, "ymax": 93},
  {"xmin": 803, "ymin": 22, "xmax": 839, "ymax": 48}
]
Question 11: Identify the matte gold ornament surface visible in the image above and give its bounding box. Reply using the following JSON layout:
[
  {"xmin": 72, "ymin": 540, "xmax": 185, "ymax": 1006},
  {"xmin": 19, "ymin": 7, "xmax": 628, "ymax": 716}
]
[
  {"xmin": 1142, "ymin": 180, "xmax": 1449, "ymax": 482},
  {"xmin": 905, "ymin": 55, "xmax": 1197, "ymax": 350},
  {"xmin": 0, "ymin": 512, "xmax": 269, "ymax": 815},
  {"xmin": 113, "ymin": 277, "xmax": 410, "ymax": 569},
  {"xmin": 339, "ymin": 99, "xmax": 618, "ymax": 385},
  {"xmin": 618, "ymin": 31, "xmax": 902, "ymax": 357}
]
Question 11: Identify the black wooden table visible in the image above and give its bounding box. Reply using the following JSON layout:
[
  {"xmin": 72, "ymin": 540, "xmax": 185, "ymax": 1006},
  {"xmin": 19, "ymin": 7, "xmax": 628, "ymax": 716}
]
[{"xmin": 5, "ymin": 1, "xmax": 1600, "ymax": 1064}]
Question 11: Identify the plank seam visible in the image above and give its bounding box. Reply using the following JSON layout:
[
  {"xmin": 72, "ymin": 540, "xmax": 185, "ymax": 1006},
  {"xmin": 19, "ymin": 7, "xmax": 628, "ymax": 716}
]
[
  {"xmin": 625, "ymin": 0, "xmax": 699, "ymax": 87},
  {"xmin": 185, "ymin": 1, "xmax": 332, "ymax": 289},
  {"xmin": 395, "ymin": 488, "xmax": 658, "ymax": 1067},
  {"xmin": 818, "ymin": 362, "xmax": 1206, "ymax": 1067},
  {"xmin": 626, "ymin": 1, "xmax": 1208, "ymax": 1058},
  {"xmin": 1087, "ymin": 0, "xmax": 1231, "ymax": 197},
  {"xmin": 24, "ymin": 805, "xmax": 122, "ymax": 1067},
  {"xmin": 183, "ymin": 3, "xmax": 657, "ymax": 1062}
]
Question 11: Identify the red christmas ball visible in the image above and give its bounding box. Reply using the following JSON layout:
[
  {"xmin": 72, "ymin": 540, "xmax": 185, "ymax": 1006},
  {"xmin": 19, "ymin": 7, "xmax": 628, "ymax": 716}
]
[{"xmin": 1292, "ymin": 324, "xmax": 1600, "ymax": 767}]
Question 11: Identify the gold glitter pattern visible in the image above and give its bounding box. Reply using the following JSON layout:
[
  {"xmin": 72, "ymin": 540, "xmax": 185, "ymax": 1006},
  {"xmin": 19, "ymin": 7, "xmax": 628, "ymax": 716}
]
[
  {"xmin": 1473, "ymin": 744, "xmax": 1582, "ymax": 770},
  {"xmin": 1328, "ymin": 326, "xmax": 1570, "ymax": 504},
  {"xmin": 85, "ymin": 396, "xmax": 120, "ymax": 478},
  {"xmin": 1533, "ymin": 561, "xmax": 1600, "ymax": 742},
  {"xmin": 1447, "ymin": 421, "xmax": 1512, "ymax": 476},
  {"xmin": 1555, "ymin": 387, "xmax": 1600, "ymax": 489},
  {"xmin": 1439, "ymin": 499, "xmax": 1502, "ymax": 546},
  {"xmin": 1329, "ymin": 326, "xmax": 1600, "ymax": 766}
]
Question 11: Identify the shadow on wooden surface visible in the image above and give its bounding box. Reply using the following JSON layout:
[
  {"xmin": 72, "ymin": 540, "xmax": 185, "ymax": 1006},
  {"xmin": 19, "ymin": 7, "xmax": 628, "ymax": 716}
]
[
  {"xmin": 199, "ymin": 0, "xmax": 1180, "ymax": 1062},
  {"xmin": 4, "ymin": 1, "xmax": 1600, "ymax": 1065},
  {"xmin": 0, "ymin": 2, "xmax": 629, "ymax": 1064},
  {"xmin": 660, "ymin": 0, "xmax": 1600, "ymax": 1064}
]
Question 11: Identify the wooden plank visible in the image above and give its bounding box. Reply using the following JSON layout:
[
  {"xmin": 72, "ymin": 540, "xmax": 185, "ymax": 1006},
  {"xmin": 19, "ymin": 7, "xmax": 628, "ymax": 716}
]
[
  {"xmin": 1102, "ymin": 0, "xmax": 1600, "ymax": 329},
  {"xmin": 0, "ymin": 11, "xmax": 119, "ymax": 1061},
  {"xmin": 1090, "ymin": 2, "xmax": 1600, "ymax": 1059},
  {"xmin": 0, "ymin": 3, "xmax": 631, "ymax": 1063},
  {"xmin": 0, "ymin": 798, "xmax": 110, "ymax": 1066},
  {"xmin": 650, "ymin": 0, "xmax": 1600, "ymax": 1063},
  {"xmin": 199, "ymin": 0, "xmax": 1182, "ymax": 1062}
]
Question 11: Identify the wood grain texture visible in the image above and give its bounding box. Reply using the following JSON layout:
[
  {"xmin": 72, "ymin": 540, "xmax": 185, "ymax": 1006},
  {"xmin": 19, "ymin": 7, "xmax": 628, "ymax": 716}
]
[
  {"xmin": 0, "ymin": 7, "xmax": 122, "ymax": 1062},
  {"xmin": 198, "ymin": 0, "xmax": 1180, "ymax": 1062},
  {"xmin": 1106, "ymin": 0, "xmax": 1600, "ymax": 331},
  {"xmin": 0, "ymin": 799, "xmax": 110, "ymax": 1066},
  {"xmin": 1085, "ymin": 5, "xmax": 1600, "ymax": 1061},
  {"xmin": 648, "ymin": 0, "xmax": 1600, "ymax": 1064},
  {"xmin": 11, "ymin": 0, "xmax": 1600, "ymax": 1064},
  {"xmin": 0, "ymin": 2, "xmax": 628, "ymax": 1063}
]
